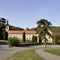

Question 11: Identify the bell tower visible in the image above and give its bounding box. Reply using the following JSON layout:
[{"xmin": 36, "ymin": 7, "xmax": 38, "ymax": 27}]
[{"xmin": 6, "ymin": 20, "xmax": 9, "ymax": 31}]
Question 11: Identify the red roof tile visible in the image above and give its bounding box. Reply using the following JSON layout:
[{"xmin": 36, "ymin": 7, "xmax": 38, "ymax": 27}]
[{"xmin": 7, "ymin": 30, "xmax": 37, "ymax": 34}]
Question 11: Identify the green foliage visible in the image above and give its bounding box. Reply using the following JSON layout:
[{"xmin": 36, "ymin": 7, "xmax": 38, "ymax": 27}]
[
  {"xmin": 31, "ymin": 26, "xmax": 60, "ymax": 45},
  {"xmin": 31, "ymin": 36, "xmax": 37, "ymax": 43},
  {"xmin": 9, "ymin": 25, "xmax": 24, "ymax": 30},
  {"xmin": 36, "ymin": 19, "xmax": 52, "ymax": 47},
  {"xmin": 26, "ymin": 40, "xmax": 31, "ymax": 43},
  {"xmin": 0, "ymin": 17, "xmax": 24, "ymax": 40},
  {"xmin": 51, "ymin": 27, "xmax": 60, "ymax": 44},
  {"xmin": 0, "ymin": 17, "xmax": 6, "ymax": 40},
  {"xmin": 37, "ymin": 19, "xmax": 52, "ymax": 27},
  {"xmin": 0, "ymin": 40, "xmax": 8, "ymax": 45},
  {"xmin": 26, "ymin": 27, "xmax": 30, "ymax": 30},
  {"xmin": 38, "ymin": 34, "xmax": 42, "ymax": 44},
  {"xmin": 8, "ymin": 37, "xmax": 20, "ymax": 47},
  {"xmin": 53, "ymin": 35, "xmax": 60, "ymax": 44},
  {"xmin": 0, "ymin": 18, "xmax": 6, "ymax": 23}
]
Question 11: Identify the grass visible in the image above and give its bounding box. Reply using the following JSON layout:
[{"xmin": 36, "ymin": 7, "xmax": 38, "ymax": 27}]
[
  {"xmin": 6, "ymin": 49, "xmax": 44, "ymax": 60},
  {"xmin": 44, "ymin": 48, "xmax": 60, "ymax": 56}
]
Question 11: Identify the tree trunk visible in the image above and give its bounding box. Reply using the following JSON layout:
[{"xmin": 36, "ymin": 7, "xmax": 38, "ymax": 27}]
[{"xmin": 44, "ymin": 39, "xmax": 47, "ymax": 48}]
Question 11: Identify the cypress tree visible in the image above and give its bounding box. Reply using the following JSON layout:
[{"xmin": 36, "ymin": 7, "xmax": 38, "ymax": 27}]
[{"xmin": 23, "ymin": 32, "xmax": 26, "ymax": 43}]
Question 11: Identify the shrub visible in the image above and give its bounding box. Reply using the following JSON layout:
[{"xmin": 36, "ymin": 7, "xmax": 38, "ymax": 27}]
[
  {"xmin": 31, "ymin": 36, "xmax": 37, "ymax": 43},
  {"xmin": 8, "ymin": 37, "xmax": 20, "ymax": 47},
  {"xmin": 0, "ymin": 40, "xmax": 8, "ymax": 45},
  {"xmin": 46, "ymin": 43, "xmax": 53, "ymax": 45},
  {"xmin": 26, "ymin": 40, "xmax": 30, "ymax": 43}
]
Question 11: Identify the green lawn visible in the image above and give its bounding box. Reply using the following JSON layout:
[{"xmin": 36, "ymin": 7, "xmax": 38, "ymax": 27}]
[
  {"xmin": 6, "ymin": 49, "xmax": 44, "ymax": 60},
  {"xmin": 44, "ymin": 48, "xmax": 60, "ymax": 56}
]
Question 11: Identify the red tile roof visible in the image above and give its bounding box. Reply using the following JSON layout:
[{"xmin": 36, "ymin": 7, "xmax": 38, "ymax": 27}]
[{"xmin": 7, "ymin": 30, "xmax": 37, "ymax": 34}]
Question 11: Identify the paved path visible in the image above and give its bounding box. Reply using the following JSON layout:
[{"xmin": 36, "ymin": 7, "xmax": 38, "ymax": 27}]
[
  {"xmin": 0, "ymin": 45, "xmax": 30, "ymax": 60},
  {"xmin": 0, "ymin": 45, "xmax": 60, "ymax": 60},
  {"xmin": 36, "ymin": 49, "xmax": 60, "ymax": 60}
]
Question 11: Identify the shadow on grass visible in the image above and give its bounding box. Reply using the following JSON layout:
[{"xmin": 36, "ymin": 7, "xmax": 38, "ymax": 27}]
[{"xmin": 16, "ymin": 43, "xmax": 40, "ymax": 47}]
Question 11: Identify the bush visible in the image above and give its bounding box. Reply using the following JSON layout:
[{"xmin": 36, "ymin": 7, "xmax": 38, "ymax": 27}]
[
  {"xmin": 26, "ymin": 40, "xmax": 30, "ymax": 43},
  {"xmin": 46, "ymin": 43, "xmax": 53, "ymax": 45},
  {"xmin": 31, "ymin": 36, "xmax": 37, "ymax": 43},
  {"xmin": 0, "ymin": 40, "xmax": 8, "ymax": 45},
  {"xmin": 8, "ymin": 37, "xmax": 20, "ymax": 47}
]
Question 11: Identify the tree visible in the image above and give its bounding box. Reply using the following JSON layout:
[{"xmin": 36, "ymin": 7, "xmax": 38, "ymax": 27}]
[
  {"xmin": 23, "ymin": 32, "xmax": 26, "ymax": 43},
  {"xmin": 37, "ymin": 19, "xmax": 52, "ymax": 47},
  {"xmin": 0, "ymin": 18, "xmax": 6, "ymax": 40},
  {"xmin": 53, "ymin": 34, "xmax": 60, "ymax": 44},
  {"xmin": 37, "ymin": 19, "xmax": 52, "ymax": 28},
  {"xmin": 0, "ymin": 18, "xmax": 6, "ymax": 24},
  {"xmin": 26, "ymin": 27, "xmax": 29, "ymax": 30},
  {"xmin": 9, "ymin": 25, "xmax": 24, "ymax": 30}
]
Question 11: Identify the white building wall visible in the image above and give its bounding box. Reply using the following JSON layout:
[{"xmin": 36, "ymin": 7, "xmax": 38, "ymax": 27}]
[
  {"xmin": 25, "ymin": 34, "xmax": 37, "ymax": 41},
  {"xmin": 46, "ymin": 34, "xmax": 52, "ymax": 43},
  {"xmin": 8, "ymin": 34, "xmax": 23, "ymax": 40},
  {"xmin": 8, "ymin": 33, "xmax": 37, "ymax": 41},
  {"xmin": 8, "ymin": 33, "xmax": 52, "ymax": 43}
]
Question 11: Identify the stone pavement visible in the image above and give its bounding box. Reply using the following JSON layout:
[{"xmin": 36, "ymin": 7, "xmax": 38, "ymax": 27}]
[{"xmin": 36, "ymin": 49, "xmax": 60, "ymax": 60}]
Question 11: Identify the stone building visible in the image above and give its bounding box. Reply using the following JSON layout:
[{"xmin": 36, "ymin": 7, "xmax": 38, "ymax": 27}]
[
  {"xmin": 7, "ymin": 30, "xmax": 37, "ymax": 41},
  {"xmin": 5, "ymin": 21, "xmax": 52, "ymax": 43}
]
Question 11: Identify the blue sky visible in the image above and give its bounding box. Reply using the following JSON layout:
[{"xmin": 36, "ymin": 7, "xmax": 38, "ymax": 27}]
[{"xmin": 0, "ymin": 0, "xmax": 60, "ymax": 29}]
